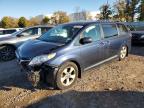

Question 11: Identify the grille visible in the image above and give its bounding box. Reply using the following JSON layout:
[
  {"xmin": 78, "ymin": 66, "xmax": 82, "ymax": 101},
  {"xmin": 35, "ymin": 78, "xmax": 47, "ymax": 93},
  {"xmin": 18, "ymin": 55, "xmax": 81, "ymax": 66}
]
[{"xmin": 20, "ymin": 59, "xmax": 31, "ymax": 71}]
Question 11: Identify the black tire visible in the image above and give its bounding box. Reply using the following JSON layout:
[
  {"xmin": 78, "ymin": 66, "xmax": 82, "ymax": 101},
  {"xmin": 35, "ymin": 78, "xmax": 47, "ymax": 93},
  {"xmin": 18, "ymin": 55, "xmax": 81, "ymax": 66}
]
[
  {"xmin": 119, "ymin": 45, "xmax": 128, "ymax": 61},
  {"xmin": 55, "ymin": 62, "xmax": 78, "ymax": 90},
  {"xmin": 0, "ymin": 45, "xmax": 16, "ymax": 61}
]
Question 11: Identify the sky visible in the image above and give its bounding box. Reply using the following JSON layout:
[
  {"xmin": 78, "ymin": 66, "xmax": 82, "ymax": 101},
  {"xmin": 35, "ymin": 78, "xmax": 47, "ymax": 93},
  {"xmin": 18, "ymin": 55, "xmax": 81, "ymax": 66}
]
[{"xmin": 0, "ymin": 0, "xmax": 115, "ymax": 19}]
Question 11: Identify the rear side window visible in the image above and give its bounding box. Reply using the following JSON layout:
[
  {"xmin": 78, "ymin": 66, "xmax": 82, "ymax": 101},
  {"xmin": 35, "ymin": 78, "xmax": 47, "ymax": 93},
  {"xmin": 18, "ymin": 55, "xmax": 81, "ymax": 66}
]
[
  {"xmin": 102, "ymin": 24, "xmax": 118, "ymax": 38},
  {"xmin": 117, "ymin": 24, "xmax": 128, "ymax": 35},
  {"xmin": 82, "ymin": 24, "xmax": 101, "ymax": 41}
]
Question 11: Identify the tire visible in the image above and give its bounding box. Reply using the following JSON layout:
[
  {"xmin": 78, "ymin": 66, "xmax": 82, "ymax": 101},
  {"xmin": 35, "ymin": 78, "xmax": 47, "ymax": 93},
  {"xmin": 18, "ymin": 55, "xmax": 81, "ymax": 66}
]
[
  {"xmin": 55, "ymin": 62, "xmax": 78, "ymax": 90},
  {"xmin": 119, "ymin": 45, "xmax": 128, "ymax": 61},
  {"xmin": 0, "ymin": 45, "xmax": 16, "ymax": 61}
]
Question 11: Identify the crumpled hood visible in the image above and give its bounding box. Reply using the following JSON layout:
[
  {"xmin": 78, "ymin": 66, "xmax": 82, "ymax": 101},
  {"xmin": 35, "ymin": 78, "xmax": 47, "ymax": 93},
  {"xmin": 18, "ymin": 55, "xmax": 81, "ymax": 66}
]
[{"xmin": 18, "ymin": 39, "xmax": 63, "ymax": 59}]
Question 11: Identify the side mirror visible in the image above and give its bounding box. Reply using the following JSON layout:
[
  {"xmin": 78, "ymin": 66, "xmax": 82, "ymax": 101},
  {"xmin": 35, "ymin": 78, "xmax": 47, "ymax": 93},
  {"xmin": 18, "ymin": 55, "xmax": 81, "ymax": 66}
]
[{"xmin": 80, "ymin": 37, "xmax": 93, "ymax": 44}]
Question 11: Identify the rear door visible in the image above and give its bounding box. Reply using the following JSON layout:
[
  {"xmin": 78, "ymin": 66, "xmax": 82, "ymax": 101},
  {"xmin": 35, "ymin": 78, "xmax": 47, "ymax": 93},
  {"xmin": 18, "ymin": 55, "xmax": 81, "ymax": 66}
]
[{"xmin": 101, "ymin": 23, "xmax": 119, "ymax": 58}]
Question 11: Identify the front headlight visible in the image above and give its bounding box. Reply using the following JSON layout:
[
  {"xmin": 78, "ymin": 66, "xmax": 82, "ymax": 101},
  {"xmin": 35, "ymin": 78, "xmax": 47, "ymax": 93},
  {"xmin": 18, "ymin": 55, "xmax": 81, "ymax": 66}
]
[
  {"xmin": 140, "ymin": 35, "xmax": 144, "ymax": 38},
  {"xmin": 29, "ymin": 53, "xmax": 56, "ymax": 66}
]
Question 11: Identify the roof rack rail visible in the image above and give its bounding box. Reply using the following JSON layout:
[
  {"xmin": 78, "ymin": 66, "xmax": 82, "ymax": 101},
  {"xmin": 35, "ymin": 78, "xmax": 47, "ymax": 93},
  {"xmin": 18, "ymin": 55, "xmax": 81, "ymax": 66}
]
[{"xmin": 96, "ymin": 20, "xmax": 120, "ymax": 22}]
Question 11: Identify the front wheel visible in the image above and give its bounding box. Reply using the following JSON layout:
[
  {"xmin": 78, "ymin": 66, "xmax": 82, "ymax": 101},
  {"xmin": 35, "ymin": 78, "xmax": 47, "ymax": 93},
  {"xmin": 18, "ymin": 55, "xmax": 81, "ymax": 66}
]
[
  {"xmin": 119, "ymin": 45, "xmax": 128, "ymax": 61},
  {"xmin": 0, "ymin": 45, "xmax": 16, "ymax": 61},
  {"xmin": 55, "ymin": 62, "xmax": 78, "ymax": 90}
]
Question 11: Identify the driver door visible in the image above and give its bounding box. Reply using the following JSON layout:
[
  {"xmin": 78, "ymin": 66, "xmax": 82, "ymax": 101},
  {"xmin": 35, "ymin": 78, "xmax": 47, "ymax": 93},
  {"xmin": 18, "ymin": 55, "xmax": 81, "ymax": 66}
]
[{"xmin": 79, "ymin": 24, "xmax": 106, "ymax": 70}]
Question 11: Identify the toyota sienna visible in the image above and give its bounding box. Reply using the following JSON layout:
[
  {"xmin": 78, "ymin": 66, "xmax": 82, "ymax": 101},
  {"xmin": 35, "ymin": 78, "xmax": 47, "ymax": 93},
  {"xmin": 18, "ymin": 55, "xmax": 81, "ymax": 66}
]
[{"xmin": 16, "ymin": 21, "xmax": 131, "ymax": 89}]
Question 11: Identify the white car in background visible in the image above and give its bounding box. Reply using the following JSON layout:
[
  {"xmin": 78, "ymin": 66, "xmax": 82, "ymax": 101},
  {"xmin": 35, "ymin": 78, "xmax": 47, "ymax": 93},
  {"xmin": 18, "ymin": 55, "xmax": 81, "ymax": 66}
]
[{"xmin": 0, "ymin": 28, "xmax": 22, "ymax": 38}]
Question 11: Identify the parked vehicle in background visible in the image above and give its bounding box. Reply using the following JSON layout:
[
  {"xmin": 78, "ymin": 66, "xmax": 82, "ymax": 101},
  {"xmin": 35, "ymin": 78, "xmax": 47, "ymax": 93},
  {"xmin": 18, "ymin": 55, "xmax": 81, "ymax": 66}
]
[
  {"xmin": 16, "ymin": 21, "xmax": 131, "ymax": 90},
  {"xmin": 0, "ymin": 28, "xmax": 4, "ymax": 30},
  {"xmin": 124, "ymin": 22, "xmax": 144, "ymax": 44},
  {"xmin": 0, "ymin": 28, "xmax": 22, "ymax": 38},
  {"xmin": 0, "ymin": 25, "xmax": 53, "ymax": 61}
]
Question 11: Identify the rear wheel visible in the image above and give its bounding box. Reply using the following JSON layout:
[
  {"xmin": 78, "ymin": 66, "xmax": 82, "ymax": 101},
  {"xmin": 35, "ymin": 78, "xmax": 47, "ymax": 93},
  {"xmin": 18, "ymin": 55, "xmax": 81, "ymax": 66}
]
[
  {"xmin": 119, "ymin": 45, "xmax": 127, "ymax": 60},
  {"xmin": 55, "ymin": 62, "xmax": 78, "ymax": 90},
  {"xmin": 0, "ymin": 45, "xmax": 16, "ymax": 61}
]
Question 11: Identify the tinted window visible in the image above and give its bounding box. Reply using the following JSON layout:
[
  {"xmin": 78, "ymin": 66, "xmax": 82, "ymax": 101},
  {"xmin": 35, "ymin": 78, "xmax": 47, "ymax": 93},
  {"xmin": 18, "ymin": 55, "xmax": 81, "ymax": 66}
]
[
  {"xmin": 41, "ymin": 27, "xmax": 51, "ymax": 34},
  {"xmin": 117, "ymin": 24, "xmax": 128, "ymax": 35},
  {"xmin": 3, "ymin": 30, "xmax": 16, "ymax": 34},
  {"xmin": 0, "ymin": 30, "xmax": 3, "ymax": 35},
  {"xmin": 82, "ymin": 24, "xmax": 101, "ymax": 41},
  {"xmin": 126, "ymin": 25, "xmax": 135, "ymax": 31},
  {"xmin": 102, "ymin": 24, "xmax": 118, "ymax": 38},
  {"xmin": 19, "ymin": 28, "xmax": 38, "ymax": 36}
]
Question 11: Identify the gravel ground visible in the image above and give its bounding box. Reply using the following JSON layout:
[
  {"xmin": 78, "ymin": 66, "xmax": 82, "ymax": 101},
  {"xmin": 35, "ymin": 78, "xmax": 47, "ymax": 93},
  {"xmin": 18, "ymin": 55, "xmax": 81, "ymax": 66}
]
[{"xmin": 0, "ymin": 46, "xmax": 144, "ymax": 108}]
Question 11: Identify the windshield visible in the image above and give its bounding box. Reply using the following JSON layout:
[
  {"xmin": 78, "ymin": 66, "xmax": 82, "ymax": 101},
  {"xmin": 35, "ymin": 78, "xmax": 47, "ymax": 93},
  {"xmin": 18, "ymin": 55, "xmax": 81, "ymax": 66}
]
[{"xmin": 39, "ymin": 24, "xmax": 83, "ymax": 44}]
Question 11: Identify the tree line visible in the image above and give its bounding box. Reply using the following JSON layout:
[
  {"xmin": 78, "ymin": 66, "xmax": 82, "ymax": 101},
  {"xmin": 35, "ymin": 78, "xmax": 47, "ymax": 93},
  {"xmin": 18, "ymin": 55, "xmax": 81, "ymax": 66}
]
[
  {"xmin": 99, "ymin": 0, "xmax": 144, "ymax": 22},
  {"xmin": 0, "ymin": 0, "xmax": 144, "ymax": 28},
  {"xmin": 0, "ymin": 11, "xmax": 69, "ymax": 28}
]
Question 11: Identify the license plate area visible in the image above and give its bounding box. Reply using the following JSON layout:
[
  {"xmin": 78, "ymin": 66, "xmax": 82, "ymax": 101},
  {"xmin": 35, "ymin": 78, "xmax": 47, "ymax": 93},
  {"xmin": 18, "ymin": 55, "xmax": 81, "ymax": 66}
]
[{"xmin": 27, "ymin": 71, "xmax": 40, "ymax": 87}]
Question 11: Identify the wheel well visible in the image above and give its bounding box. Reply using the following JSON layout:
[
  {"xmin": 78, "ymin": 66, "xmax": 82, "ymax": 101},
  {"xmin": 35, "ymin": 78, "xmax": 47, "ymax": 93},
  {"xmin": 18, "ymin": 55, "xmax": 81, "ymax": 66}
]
[
  {"xmin": 0, "ymin": 44, "xmax": 16, "ymax": 50},
  {"xmin": 69, "ymin": 60, "xmax": 81, "ymax": 78}
]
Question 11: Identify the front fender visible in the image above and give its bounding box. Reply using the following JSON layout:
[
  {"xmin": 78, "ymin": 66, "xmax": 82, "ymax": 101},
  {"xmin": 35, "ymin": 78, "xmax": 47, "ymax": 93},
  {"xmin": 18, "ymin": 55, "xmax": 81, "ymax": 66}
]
[{"xmin": 44, "ymin": 54, "xmax": 84, "ymax": 71}]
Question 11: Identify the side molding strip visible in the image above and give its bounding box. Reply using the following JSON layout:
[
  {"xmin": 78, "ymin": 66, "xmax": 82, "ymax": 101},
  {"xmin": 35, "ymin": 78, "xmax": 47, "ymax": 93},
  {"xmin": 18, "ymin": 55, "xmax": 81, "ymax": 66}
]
[{"xmin": 85, "ymin": 55, "xmax": 118, "ymax": 71}]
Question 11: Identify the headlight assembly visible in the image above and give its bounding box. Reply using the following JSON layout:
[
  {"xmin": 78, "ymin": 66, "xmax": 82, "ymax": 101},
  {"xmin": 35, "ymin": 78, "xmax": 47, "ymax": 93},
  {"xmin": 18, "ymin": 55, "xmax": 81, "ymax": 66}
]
[
  {"xmin": 140, "ymin": 35, "xmax": 144, "ymax": 38},
  {"xmin": 29, "ymin": 53, "xmax": 56, "ymax": 66}
]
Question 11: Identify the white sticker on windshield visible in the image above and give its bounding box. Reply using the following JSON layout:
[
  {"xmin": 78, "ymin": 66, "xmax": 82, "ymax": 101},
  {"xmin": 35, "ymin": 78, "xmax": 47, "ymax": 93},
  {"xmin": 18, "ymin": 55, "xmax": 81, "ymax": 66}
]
[
  {"xmin": 85, "ymin": 26, "xmax": 95, "ymax": 32},
  {"xmin": 74, "ymin": 26, "xmax": 83, "ymax": 29}
]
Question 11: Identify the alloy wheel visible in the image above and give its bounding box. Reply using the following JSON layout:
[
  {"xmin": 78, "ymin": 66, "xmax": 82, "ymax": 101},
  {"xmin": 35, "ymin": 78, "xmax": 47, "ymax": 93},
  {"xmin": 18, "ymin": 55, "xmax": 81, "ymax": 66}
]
[
  {"xmin": 120, "ymin": 46, "xmax": 127, "ymax": 59},
  {"xmin": 60, "ymin": 66, "xmax": 76, "ymax": 86}
]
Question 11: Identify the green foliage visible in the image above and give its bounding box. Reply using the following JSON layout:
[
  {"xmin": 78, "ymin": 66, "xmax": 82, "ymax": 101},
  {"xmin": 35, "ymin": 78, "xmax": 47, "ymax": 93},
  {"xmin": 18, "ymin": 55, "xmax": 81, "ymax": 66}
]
[
  {"xmin": 99, "ymin": 4, "xmax": 112, "ymax": 20},
  {"xmin": 42, "ymin": 16, "xmax": 50, "ymax": 24},
  {"xmin": 51, "ymin": 11, "xmax": 70, "ymax": 24},
  {"xmin": 18, "ymin": 17, "xmax": 28, "ymax": 27},
  {"xmin": 138, "ymin": 0, "xmax": 144, "ymax": 21},
  {"xmin": 1, "ymin": 16, "xmax": 18, "ymax": 28},
  {"xmin": 113, "ymin": 0, "xmax": 127, "ymax": 21},
  {"xmin": 101, "ymin": 0, "xmax": 140, "ymax": 22}
]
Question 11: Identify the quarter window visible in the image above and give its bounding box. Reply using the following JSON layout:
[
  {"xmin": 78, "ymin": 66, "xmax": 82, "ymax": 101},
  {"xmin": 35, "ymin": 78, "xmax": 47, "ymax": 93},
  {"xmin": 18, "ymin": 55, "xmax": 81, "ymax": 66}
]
[
  {"xmin": 82, "ymin": 24, "xmax": 101, "ymax": 41},
  {"xmin": 102, "ymin": 24, "xmax": 118, "ymax": 38}
]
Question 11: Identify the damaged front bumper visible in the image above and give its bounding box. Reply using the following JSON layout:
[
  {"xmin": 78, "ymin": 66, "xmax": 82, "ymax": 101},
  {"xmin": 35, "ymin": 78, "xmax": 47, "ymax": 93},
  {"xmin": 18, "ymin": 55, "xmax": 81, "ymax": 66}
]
[{"xmin": 19, "ymin": 60, "xmax": 58, "ymax": 88}]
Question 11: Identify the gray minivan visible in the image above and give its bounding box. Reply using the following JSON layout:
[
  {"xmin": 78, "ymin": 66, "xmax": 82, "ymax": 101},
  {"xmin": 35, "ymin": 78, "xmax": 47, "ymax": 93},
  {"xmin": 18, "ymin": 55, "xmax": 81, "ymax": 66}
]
[{"xmin": 16, "ymin": 21, "xmax": 132, "ymax": 89}]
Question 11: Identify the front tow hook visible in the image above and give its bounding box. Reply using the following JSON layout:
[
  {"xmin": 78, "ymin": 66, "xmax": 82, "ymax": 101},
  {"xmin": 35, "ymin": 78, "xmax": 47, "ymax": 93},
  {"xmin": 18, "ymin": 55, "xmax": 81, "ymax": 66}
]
[{"xmin": 27, "ymin": 70, "xmax": 40, "ymax": 87}]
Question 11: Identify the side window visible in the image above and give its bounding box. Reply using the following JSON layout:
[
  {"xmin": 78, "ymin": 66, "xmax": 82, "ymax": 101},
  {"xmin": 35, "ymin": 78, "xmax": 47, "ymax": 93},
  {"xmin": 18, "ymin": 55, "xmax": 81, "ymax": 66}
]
[
  {"xmin": 4, "ymin": 30, "xmax": 16, "ymax": 34},
  {"xmin": 117, "ymin": 24, "xmax": 128, "ymax": 35},
  {"xmin": 19, "ymin": 28, "xmax": 38, "ymax": 36},
  {"xmin": 102, "ymin": 24, "xmax": 118, "ymax": 38},
  {"xmin": 0, "ymin": 30, "xmax": 3, "ymax": 35},
  {"xmin": 41, "ymin": 27, "xmax": 51, "ymax": 34},
  {"xmin": 82, "ymin": 24, "xmax": 101, "ymax": 41}
]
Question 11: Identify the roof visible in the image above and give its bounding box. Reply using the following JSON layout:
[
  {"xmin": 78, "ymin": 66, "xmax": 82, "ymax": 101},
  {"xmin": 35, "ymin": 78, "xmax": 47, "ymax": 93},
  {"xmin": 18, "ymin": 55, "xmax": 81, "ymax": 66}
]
[
  {"xmin": 23, "ymin": 25, "xmax": 54, "ymax": 29},
  {"xmin": 61, "ymin": 20, "xmax": 122, "ymax": 26}
]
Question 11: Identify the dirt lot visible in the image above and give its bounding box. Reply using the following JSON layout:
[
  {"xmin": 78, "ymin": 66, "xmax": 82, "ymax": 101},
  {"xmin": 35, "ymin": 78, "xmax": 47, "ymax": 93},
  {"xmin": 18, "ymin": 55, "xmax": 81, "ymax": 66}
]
[{"xmin": 0, "ymin": 46, "xmax": 144, "ymax": 108}]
